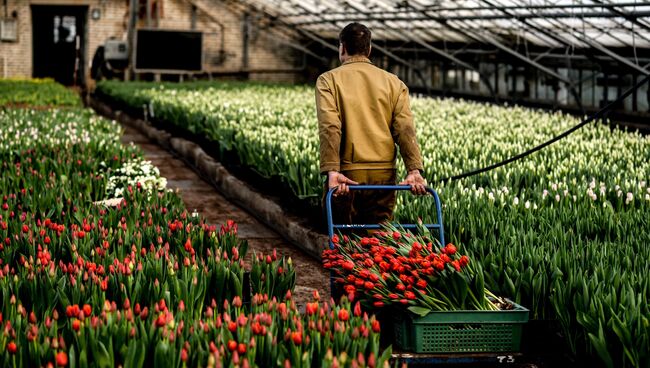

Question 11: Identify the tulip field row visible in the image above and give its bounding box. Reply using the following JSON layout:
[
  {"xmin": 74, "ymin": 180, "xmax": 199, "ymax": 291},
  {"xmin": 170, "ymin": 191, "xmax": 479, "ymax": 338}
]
[
  {"xmin": 97, "ymin": 80, "xmax": 650, "ymax": 367},
  {"xmin": 0, "ymin": 78, "xmax": 81, "ymax": 107},
  {"xmin": 0, "ymin": 100, "xmax": 389, "ymax": 367}
]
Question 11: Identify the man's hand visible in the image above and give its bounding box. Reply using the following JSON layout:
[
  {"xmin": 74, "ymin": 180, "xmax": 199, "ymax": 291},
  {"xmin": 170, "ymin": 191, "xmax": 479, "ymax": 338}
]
[
  {"xmin": 328, "ymin": 171, "xmax": 359, "ymax": 197},
  {"xmin": 400, "ymin": 169, "xmax": 427, "ymax": 195}
]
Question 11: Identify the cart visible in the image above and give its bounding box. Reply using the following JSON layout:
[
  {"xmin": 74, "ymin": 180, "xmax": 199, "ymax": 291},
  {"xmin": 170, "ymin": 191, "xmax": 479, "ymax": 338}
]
[{"xmin": 325, "ymin": 185, "xmax": 524, "ymax": 366}]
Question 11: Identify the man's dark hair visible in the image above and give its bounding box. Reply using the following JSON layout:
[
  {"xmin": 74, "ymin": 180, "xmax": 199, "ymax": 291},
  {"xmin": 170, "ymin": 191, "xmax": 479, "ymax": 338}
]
[{"xmin": 339, "ymin": 23, "xmax": 371, "ymax": 56}]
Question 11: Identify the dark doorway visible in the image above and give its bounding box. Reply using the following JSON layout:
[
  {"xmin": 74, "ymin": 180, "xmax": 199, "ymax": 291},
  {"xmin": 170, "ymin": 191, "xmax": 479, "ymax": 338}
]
[{"xmin": 32, "ymin": 5, "xmax": 87, "ymax": 86}]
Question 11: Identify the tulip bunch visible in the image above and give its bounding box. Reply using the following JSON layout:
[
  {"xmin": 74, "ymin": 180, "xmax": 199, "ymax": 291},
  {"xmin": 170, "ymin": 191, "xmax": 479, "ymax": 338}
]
[{"xmin": 323, "ymin": 224, "xmax": 499, "ymax": 316}]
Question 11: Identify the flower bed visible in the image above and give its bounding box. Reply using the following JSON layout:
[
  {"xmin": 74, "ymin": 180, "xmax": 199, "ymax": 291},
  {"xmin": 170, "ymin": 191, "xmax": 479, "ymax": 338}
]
[
  {"xmin": 96, "ymin": 80, "xmax": 650, "ymax": 367},
  {"xmin": 0, "ymin": 78, "xmax": 81, "ymax": 107},
  {"xmin": 0, "ymin": 106, "xmax": 390, "ymax": 367}
]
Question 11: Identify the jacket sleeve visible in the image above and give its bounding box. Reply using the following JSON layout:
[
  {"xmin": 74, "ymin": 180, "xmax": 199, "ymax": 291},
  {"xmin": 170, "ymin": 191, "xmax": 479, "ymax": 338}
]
[
  {"xmin": 316, "ymin": 74, "xmax": 342, "ymax": 174},
  {"xmin": 391, "ymin": 82, "xmax": 424, "ymax": 172}
]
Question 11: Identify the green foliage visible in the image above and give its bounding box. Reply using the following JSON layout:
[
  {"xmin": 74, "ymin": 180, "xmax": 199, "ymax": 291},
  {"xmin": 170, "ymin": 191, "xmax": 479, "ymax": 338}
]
[
  {"xmin": 97, "ymin": 80, "xmax": 650, "ymax": 367},
  {"xmin": 0, "ymin": 78, "xmax": 81, "ymax": 107}
]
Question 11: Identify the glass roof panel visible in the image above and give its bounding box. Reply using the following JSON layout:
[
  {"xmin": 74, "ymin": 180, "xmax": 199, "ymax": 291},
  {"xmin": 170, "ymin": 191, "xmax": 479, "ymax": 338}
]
[{"xmin": 234, "ymin": 0, "xmax": 650, "ymax": 49}]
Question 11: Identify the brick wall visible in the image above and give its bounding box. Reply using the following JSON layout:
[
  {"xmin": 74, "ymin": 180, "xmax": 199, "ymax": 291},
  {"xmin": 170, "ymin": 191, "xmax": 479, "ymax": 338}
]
[
  {"xmin": 0, "ymin": 0, "xmax": 300, "ymax": 83},
  {"xmin": 0, "ymin": 1, "xmax": 32, "ymax": 78}
]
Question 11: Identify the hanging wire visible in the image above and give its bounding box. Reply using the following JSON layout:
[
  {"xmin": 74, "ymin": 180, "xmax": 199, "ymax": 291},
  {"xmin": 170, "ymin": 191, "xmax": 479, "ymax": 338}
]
[{"xmin": 632, "ymin": 0, "xmax": 640, "ymax": 66}]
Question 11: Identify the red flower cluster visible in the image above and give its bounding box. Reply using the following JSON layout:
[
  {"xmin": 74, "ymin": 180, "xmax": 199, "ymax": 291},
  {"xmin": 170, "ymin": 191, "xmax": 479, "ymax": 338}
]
[{"xmin": 323, "ymin": 228, "xmax": 472, "ymax": 310}]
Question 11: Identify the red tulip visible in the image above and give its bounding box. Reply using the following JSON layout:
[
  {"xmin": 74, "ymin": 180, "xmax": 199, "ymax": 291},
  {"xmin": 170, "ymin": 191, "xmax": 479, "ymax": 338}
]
[
  {"xmin": 72, "ymin": 319, "xmax": 81, "ymax": 332},
  {"xmin": 451, "ymin": 261, "xmax": 461, "ymax": 271},
  {"xmin": 237, "ymin": 315, "xmax": 248, "ymax": 327},
  {"xmin": 227, "ymin": 340, "xmax": 237, "ymax": 352},
  {"xmin": 233, "ymin": 296, "xmax": 242, "ymax": 308},
  {"xmin": 338, "ymin": 309, "xmax": 349, "ymax": 322},
  {"xmin": 371, "ymin": 319, "xmax": 381, "ymax": 333},
  {"xmin": 405, "ymin": 291, "xmax": 416, "ymax": 300},
  {"xmin": 238, "ymin": 343, "xmax": 247, "ymax": 354},
  {"xmin": 306, "ymin": 302, "xmax": 318, "ymax": 315},
  {"xmin": 459, "ymin": 255, "xmax": 470, "ymax": 267},
  {"xmin": 444, "ymin": 244, "xmax": 457, "ymax": 255},
  {"xmin": 7, "ymin": 341, "xmax": 17, "ymax": 354},
  {"xmin": 56, "ymin": 352, "xmax": 68, "ymax": 367},
  {"xmin": 228, "ymin": 321, "xmax": 237, "ymax": 332},
  {"xmin": 291, "ymin": 331, "xmax": 302, "ymax": 345}
]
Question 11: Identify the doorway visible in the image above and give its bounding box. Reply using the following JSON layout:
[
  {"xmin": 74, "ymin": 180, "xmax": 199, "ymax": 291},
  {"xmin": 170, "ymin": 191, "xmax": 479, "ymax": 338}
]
[{"xmin": 31, "ymin": 5, "xmax": 87, "ymax": 86}]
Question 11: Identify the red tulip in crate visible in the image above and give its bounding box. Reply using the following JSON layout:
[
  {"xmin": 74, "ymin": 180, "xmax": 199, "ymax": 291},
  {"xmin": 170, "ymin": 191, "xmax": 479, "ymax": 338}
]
[{"xmin": 324, "ymin": 185, "xmax": 529, "ymax": 355}]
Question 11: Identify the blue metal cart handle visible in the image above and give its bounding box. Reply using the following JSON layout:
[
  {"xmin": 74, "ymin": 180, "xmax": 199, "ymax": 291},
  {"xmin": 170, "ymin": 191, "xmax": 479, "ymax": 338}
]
[{"xmin": 325, "ymin": 185, "xmax": 445, "ymax": 249}]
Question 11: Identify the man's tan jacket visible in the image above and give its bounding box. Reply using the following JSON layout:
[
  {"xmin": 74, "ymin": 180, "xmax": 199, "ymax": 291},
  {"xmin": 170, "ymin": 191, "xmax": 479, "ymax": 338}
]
[{"xmin": 316, "ymin": 56, "xmax": 424, "ymax": 174}]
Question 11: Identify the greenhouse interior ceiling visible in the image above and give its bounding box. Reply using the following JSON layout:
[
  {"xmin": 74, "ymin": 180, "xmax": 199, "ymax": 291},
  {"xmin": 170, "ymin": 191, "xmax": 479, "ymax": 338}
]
[
  {"xmin": 218, "ymin": 0, "xmax": 650, "ymax": 120},
  {"xmin": 237, "ymin": 0, "xmax": 650, "ymax": 48}
]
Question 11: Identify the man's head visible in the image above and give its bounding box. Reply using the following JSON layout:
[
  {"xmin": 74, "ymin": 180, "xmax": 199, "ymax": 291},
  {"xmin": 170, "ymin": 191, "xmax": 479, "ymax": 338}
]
[{"xmin": 339, "ymin": 23, "xmax": 371, "ymax": 63}]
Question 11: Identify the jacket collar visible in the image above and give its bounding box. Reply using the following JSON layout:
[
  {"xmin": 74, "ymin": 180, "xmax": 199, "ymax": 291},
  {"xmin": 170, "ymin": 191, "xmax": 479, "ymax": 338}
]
[{"xmin": 342, "ymin": 55, "xmax": 372, "ymax": 65}]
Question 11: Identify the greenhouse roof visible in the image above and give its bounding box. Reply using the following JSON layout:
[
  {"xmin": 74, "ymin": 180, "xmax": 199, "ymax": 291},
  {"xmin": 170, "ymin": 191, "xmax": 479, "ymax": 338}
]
[{"xmin": 235, "ymin": 0, "xmax": 650, "ymax": 49}]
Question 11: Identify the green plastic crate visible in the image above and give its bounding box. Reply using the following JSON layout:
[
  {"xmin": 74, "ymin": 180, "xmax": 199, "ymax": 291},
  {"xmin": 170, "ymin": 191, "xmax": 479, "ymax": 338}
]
[{"xmin": 392, "ymin": 301, "xmax": 529, "ymax": 353}]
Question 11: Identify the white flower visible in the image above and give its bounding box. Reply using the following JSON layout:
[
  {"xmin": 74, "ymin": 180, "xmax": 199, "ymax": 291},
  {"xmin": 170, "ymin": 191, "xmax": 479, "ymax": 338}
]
[
  {"xmin": 645, "ymin": 194, "xmax": 650, "ymax": 201},
  {"xmin": 488, "ymin": 192, "xmax": 495, "ymax": 201},
  {"xmin": 555, "ymin": 194, "xmax": 560, "ymax": 202},
  {"xmin": 551, "ymin": 183, "xmax": 558, "ymax": 191},
  {"xmin": 626, "ymin": 192, "xmax": 634, "ymax": 205},
  {"xmin": 542, "ymin": 189, "xmax": 548, "ymax": 199},
  {"xmin": 513, "ymin": 197, "xmax": 519, "ymax": 206},
  {"xmin": 525, "ymin": 201, "xmax": 530, "ymax": 209}
]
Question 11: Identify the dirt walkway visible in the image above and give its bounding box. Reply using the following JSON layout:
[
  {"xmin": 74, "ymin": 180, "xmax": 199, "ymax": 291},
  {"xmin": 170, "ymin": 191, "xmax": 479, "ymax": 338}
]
[{"xmin": 120, "ymin": 125, "xmax": 329, "ymax": 305}]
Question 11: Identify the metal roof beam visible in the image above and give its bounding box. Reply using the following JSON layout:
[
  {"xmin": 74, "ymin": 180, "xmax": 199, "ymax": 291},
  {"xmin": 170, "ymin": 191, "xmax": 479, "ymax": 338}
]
[
  {"xmin": 280, "ymin": 2, "xmax": 650, "ymax": 18},
  {"xmin": 591, "ymin": 0, "xmax": 650, "ymax": 34},
  {"xmin": 568, "ymin": 31, "xmax": 650, "ymax": 75},
  {"xmin": 291, "ymin": 11, "xmax": 650, "ymax": 25},
  {"xmin": 289, "ymin": 1, "xmax": 431, "ymax": 89},
  {"xmin": 424, "ymin": 2, "xmax": 650, "ymax": 11},
  {"xmin": 222, "ymin": 0, "xmax": 338, "ymax": 53},
  {"xmin": 400, "ymin": 0, "xmax": 585, "ymax": 109},
  {"xmin": 528, "ymin": 0, "xmax": 649, "ymax": 75}
]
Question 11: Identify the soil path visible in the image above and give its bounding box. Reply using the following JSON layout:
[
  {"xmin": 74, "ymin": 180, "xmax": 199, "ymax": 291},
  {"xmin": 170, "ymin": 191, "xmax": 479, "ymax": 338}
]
[{"xmin": 120, "ymin": 125, "xmax": 329, "ymax": 305}]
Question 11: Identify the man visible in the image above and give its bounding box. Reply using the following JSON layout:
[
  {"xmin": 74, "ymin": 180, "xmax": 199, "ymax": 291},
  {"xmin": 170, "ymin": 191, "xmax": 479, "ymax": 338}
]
[{"xmin": 316, "ymin": 22, "xmax": 427, "ymax": 225}]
